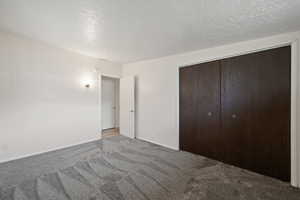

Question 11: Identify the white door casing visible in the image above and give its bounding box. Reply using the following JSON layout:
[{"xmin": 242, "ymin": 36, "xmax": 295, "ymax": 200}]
[{"xmin": 102, "ymin": 77, "xmax": 116, "ymax": 130}]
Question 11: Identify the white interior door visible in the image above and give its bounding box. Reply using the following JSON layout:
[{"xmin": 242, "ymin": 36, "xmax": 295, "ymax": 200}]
[
  {"xmin": 120, "ymin": 76, "xmax": 135, "ymax": 138},
  {"xmin": 102, "ymin": 77, "xmax": 116, "ymax": 130}
]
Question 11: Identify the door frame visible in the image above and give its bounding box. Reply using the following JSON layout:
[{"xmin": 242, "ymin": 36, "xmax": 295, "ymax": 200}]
[
  {"xmin": 177, "ymin": 39, "xmax": 299, "ymax": 187},
  {"xmin": 97, "ymin": 71, "xmax": 121, "ymax": 139},
  {"xmin": 101, "ymin": 76, "xmax": 118, "ymax": 130}
]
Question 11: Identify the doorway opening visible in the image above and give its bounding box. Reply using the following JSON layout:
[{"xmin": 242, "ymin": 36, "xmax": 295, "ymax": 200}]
[{"xmin": 101, "ymin": 76, "xmax": 120, "ymax": 138}]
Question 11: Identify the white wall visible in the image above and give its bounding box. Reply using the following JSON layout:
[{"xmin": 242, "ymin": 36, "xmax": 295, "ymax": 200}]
[
  {"xmin": 96, "ymin": 60, "xmax": 122, "ymax": 77},
  {"xmin": 123, "ymin": 31, "xmax": 300, "ymax": 186},
  {"xmin": 0, "ymin": 31, "xmax": 121, "ymax": 163}
]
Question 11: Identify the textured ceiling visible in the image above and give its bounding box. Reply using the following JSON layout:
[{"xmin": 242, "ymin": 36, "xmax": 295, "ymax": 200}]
[{"xmin": 0, "ymin": 0, "xmax": 300, "ymax": 63}]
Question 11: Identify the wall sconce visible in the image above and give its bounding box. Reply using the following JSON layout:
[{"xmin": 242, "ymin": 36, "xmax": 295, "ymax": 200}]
[
  {"xmin": 81, "ymin": 78, "xmax": 94, "ymax": 89},
  {"xmin": 81, "ymin": 69, "xmax": 99, "ymax": 89}
]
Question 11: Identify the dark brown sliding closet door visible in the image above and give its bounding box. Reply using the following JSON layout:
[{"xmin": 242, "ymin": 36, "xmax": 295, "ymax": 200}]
[
  {"xmin": 179, "ymin": 46, "xmax": 291, "ymax": 182},
  {"xmin": 180, "ymin": 61, "xmax": 221, "ymax": 160},
  {"xmin": 221, "ymin": 46, "xmax": 291, "ymax": 181},
  {"xmin": 220, "ymin": 55, "xmax": 253, "ymax": 168}
]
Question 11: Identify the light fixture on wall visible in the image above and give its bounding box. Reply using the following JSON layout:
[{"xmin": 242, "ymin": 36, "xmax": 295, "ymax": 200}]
[
  {"xmin": 81, "ymin": 76, "xmax": 94, "ymax": 89},
  {"xmin": 81, "ymin": 68, "xmax": 99, "ymax": 89}
]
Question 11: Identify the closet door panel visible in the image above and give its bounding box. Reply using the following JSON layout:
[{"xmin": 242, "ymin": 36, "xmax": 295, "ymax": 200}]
[
  {"xmin": 221, "ymin": 56, "xmax": 253, "ymax": 167},
  {"xmin": 221, "ymin": 46, "xmax": 291, "ymax": 181},
  {"xmin": 180, "ymin": 61, "xmax": 221, "ymax": 160},
  {"xmin": 247, "ymin": 46, "xmax": 290, "ymax": 181}
]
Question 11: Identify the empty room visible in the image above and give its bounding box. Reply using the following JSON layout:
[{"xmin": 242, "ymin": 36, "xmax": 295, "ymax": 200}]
[{"xmin": 1, "ymin": 1, "xmax": 300, "ymax": 200}]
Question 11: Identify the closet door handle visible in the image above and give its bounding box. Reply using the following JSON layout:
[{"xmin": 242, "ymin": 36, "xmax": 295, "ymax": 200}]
[
  {"xmin": 232, "ymin": 114, "xmax": 237, "ymax": 119},
  {"xmin": 207, "ymin": 112, "xmax": 212, "ymax": 117}
]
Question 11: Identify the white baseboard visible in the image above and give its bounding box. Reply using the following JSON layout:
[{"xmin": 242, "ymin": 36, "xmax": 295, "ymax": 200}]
[
  {"xmin": 0, "ymin": 136, "xmax": 101, "ymax": 164},
  {"xmin": 136, "ymin": 136, "xmax": 179, "ymax": 151},
  {"xmin": 1, "ymin": 135, "xmax": 178, "ymax": 164}
]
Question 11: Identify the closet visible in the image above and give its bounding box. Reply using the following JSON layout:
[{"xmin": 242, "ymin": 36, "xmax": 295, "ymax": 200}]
[{"xmin": 179, "ymin": 46, "xmax": 291, "ymax": 181}]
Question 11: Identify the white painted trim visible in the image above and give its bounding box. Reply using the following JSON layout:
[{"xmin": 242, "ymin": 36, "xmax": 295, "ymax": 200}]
[
  {"xmin": 176, "ymin": 37, "xmax": 300, "ymax": 187},
  {"xmin": 291, "ymin": 40, "xmax": 299, "ymax": 187},
  {"xmin": 97, "ymin": 69, "xmax": 121, "ymax": 136},
  {"xmin": 292, "ymin": 39, "xmax": 300, "ymax": 188},
  {"xmin": 97, "ymin": 73, "xmax": 102, "ymax": 139},
  {"xmin": 136, "ymin": 136, "xmax": 179, "ymax": 151},
  {"xmin": 101, "ymin": 73, "xmax": 121, "ymax": 79},
  {"xmin": 0, "ymin": 137, "xmax": 100, "ymax": 164}
]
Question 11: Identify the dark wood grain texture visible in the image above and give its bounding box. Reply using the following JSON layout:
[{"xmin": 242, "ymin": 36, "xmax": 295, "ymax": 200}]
[
  {"xmin": 180, "ymin": 61, "xmax": 221, "ymax": 160},
  {"xmin": 180, "ymin": 46, "xmax": 291, "ymax": 181},
  {"xmin": 221, "ymin": 46, "xmax": 291, "ymax": 181}
]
